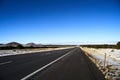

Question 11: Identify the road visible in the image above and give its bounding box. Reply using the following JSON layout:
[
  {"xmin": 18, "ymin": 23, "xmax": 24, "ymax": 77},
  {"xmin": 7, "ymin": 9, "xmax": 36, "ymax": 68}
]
[
  {"xmin": 0, "ymin": 48, "xmax": 73, "ymax": 80},
  {"xmin": 0, "ymin": 47, "xmax": 105, "ymax": 80}
]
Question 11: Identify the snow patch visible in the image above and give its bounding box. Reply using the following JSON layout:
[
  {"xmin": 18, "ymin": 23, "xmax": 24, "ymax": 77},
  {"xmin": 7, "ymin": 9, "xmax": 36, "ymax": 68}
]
[{"xmin": 81, "ymin": 47, "xmax": 120, "ymax": 80}]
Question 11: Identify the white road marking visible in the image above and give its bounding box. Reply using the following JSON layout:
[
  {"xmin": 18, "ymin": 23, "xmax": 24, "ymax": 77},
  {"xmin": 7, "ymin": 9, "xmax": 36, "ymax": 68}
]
[
  {"xmin": 21, "ymin": 48, "xmax": 76, "ymax": 80},
  {"xmin": 0, "ymin": 61, "xmax": 12, "ymax": 65}
]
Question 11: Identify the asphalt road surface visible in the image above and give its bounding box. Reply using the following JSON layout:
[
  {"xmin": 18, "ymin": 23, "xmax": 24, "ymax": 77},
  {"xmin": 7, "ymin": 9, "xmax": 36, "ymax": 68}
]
[
  {"xmin": 0, "ymin": 48, "xmax": 73, "ymax": 80},
  {"xmin": 0, "ymin": 47, "xmax": 105, "ymax": 80}
]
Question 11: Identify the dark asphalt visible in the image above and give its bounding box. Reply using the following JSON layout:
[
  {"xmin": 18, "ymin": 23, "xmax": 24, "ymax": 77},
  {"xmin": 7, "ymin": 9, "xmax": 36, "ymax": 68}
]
[
  {"xmin": 28, "ymin": 48, "xmax": 105, "ymax": 80},
  {"xmin": 0, "ymin": 48, "xmax": 73, "ymax": 80}
]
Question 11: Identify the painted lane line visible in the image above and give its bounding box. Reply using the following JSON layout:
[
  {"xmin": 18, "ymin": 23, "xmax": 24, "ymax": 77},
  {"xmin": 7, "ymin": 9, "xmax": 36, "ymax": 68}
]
[
  {"xmin": 0, "ymin": 61, "xmax": 13, "ymax": 66},
  {"xmin": 21, "ymin": 48, "xmax": 76, "ymax": 80}
]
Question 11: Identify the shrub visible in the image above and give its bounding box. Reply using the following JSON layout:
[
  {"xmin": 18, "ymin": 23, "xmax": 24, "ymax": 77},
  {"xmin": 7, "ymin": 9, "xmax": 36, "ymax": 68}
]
[{"xmin": 116, "ymin": 42, "xmax": 120, "ymax": 49}]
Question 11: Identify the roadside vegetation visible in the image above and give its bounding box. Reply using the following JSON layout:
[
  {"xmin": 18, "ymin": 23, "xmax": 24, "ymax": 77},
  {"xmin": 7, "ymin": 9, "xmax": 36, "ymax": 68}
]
[
  {"xmin": 81, "ymin": 41, "xmax": 120, "ymax": 49},
  {"xmin": 116, "ymin": 42, "xmax": 120, "ymax": 49}
]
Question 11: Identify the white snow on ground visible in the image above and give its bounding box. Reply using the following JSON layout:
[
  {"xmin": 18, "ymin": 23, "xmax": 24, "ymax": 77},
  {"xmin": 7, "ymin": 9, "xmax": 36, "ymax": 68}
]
[
  {"xmin": 81, "ymin": 47, "xmax": 120, "ymax": 65},
  {"xmin": 81, "ymin": 47, "xmax": 120, "ymax": 80},
  {"xmin": 0, "ymin": 47, "xmax": 72, "ymax": 57}
]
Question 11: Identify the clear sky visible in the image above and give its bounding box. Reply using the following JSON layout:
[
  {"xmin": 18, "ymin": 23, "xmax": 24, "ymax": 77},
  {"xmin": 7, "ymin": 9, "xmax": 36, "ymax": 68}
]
[{"xmin": 0, "ymin": 0, "xmax": 120, "ymax": 44}]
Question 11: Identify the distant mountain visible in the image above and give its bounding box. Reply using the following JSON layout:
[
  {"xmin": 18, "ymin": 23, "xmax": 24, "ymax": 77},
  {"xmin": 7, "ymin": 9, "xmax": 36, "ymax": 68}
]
[
  {"xmin": 6, "ymin": 42, "xmax": 23, "ymax": 47},
  {"xmin": 25, "ymin": 43, "xmax": 43, "ymax": 47},
  {"xmin": 25, "ymin": 43, "xmax": 37, "ymax": 47},
  {"xmin": 0, "ymin": 42, "xmax": 45, "ymax": 49},
  {"xmin": 0, "ymin": 42, "xmax": 24, "ymax": 49}
]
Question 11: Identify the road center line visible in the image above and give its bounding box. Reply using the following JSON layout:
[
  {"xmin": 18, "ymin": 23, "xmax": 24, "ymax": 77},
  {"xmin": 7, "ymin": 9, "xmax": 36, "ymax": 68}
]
[
  {"xmin": 21, "ymin": 48, "xmax": 76, "ymax": 80},
  {"xmin": 0, "ymin": 61, "xmax": 13, "ymax": 66}
]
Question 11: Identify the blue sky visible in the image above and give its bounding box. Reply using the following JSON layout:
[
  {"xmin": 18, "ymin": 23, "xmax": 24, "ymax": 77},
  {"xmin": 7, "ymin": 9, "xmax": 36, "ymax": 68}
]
[{"xmin": 0, "ymin": 0, "xmax": 120, "ymax": 44}]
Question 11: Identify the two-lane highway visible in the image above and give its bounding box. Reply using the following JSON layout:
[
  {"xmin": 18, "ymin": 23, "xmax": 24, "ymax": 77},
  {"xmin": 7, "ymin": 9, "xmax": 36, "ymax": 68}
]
[
  {"xmin": 0, "ymin": 47, "xmax": 105, "ymax": 80},
  {"xmin": 0, "ymin": 48, "xmax": 74, "ymax": 80},
  {"xmin": 26, "ymin": 47, "xmax": 105, "ymax": 80}
]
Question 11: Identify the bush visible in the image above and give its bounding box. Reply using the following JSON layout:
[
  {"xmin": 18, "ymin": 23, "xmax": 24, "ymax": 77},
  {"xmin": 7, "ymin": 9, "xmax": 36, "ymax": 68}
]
[
  {"xmin": 16, "ymin": 44, "xmax": 24, "ymax": 49},
  {"xmin": 116, "ymin": 42, "xmax": 120, "ymax": 49}
]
